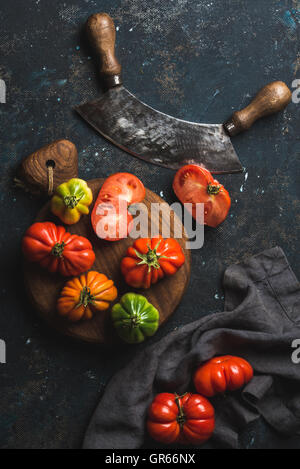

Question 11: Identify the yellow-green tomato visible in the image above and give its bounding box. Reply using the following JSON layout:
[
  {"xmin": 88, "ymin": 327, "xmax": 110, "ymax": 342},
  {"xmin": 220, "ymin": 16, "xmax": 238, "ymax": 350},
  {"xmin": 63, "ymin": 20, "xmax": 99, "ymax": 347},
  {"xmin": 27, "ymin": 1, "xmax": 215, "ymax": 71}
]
[{"xmin": 51, "ymin": 178, "xmax": 93, "ymax": 225}]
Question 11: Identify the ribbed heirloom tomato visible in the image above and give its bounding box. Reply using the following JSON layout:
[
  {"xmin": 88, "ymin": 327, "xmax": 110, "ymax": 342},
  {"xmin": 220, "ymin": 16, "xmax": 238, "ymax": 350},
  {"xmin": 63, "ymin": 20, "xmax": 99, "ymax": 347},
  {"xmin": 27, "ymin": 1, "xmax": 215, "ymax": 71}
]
[
  {"xmin": 147, "ymin": 393, "xmax": 215, "ymax": 445},
  {"xmin": 57, "ymin": 271, "xmax": 117, "ymax": 322},
  {"xmin": 121, "ymin": 237, "xmax": 185, "ymax": 289},
  {"xmin": 111, "ymin": 293, "xmax": 159, "ymax": 344},
  {"xmin": 50, "ymin": 178, "xmax": 93, "ymax": 225},
  {"xmin": 22, "ymin": 222, "xmax": 95, "ymax": 277},
  {"xmin": 173, "ymin": 165, "xmax": 231, "ymax": 228},
  {"xmin": 194, "ymin": 356, "xmax": 254, "ymax": 397}
]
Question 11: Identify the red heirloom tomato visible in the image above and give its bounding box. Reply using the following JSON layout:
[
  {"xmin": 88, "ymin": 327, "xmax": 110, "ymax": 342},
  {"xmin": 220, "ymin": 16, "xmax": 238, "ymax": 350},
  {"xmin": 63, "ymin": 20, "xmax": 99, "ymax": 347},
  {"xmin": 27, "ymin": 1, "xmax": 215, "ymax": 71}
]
[
  {"xmin": 194, "ymin": 356, "xmax": 254, "ymax": 397},
  {"xmin": 91, "ymin": 173, "xmax": 146, "ymax": 242},
  {"xmin": 173, "ymin": 165, "xmax": 231, "ymax": 228},
  {"xmin": 121, "ymin": 237, "xmax": 185, "ymax": 289},
  {"xmin": 147, "ymin": 393, "xmax": 215, "ymax": 445},
  {"xmin": 91, "ymin": 199, "xmax": 133, "ymax": 243},
  {"xmin": 22, "ymin": 222, "xmax": 95, "ymax": 277},
  {"xmin": 99, "ymin": 172, "xmax": 146, "ymax": 205}
]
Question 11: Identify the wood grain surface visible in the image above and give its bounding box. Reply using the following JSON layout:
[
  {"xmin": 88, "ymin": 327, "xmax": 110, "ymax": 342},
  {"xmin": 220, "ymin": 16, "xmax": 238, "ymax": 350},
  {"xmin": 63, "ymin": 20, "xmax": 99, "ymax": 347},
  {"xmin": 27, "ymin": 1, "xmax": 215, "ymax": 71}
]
[
  {"xmin": 19, "ymin": 139, "xmax": 78, "ymax": 196},
  {"xmin": 224, "ymin": 81, "xmax": 292, "ymax": 137},
  {"xmin": 23, "ymin": 179, "xmax": 191, "ymax": 345},
  {"xmin": 86, "ymin": 13, "xmax": 122, "ymax": 87}
]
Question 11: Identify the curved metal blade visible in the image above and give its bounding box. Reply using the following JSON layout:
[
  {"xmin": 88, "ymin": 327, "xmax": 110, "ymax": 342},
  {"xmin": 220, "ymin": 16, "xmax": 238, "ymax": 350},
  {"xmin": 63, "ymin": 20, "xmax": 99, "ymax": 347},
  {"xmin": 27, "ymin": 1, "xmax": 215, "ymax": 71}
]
[{"xmin": 75, "ymin": 86, "xmax": 243, "ymax": 173}]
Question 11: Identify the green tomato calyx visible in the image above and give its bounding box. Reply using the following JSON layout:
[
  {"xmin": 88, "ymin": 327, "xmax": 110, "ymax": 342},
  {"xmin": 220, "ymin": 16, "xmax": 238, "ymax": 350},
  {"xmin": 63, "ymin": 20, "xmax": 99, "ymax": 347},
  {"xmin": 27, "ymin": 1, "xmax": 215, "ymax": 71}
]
[
  {"xmin": 134, "ymin": 240, "xmax": 169, "ymax": 273},
  {"xmin": 63, "ymin": 194, "xmax": 83, "ymax": 209},
  {"xmin": 78, "ymin": 287, "xmax": 95, "ymax": 308},
  {"xmin": 175, "ymin": 393, "xmax": 187, "ymax": 429},
  {"xmin": 207, "ymin": 183, "xmax": 221, "ymax": 196},
  {"xmin": 130, "ymin": 314, "xmax": 141, "ymax": 328},
  {"xmin": 51, "ymin": 242, "xmax": 65, "ymax": 258}
]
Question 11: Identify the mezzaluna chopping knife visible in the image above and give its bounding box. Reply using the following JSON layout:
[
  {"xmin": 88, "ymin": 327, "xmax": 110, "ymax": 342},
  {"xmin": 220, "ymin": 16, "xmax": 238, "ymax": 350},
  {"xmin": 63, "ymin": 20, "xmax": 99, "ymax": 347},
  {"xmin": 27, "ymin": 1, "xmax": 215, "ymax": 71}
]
[{"xmin": 76, "ymin": 13, "xmax": 292, "ymax": 174}]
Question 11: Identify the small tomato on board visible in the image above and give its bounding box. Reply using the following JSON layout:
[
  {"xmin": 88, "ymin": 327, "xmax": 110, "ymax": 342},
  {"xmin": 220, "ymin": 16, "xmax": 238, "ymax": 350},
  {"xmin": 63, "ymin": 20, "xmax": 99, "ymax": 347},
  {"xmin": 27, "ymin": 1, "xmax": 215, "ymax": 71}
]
[
  {"xmin": 22, "ymin": 222, "xmax": 95, "ymax": 277},
  {"xmin": 194, "ymin": 356, "xmax": 254, "ymax": 397},
  {"xmin": 173, "ymin": 165, "xmax": 231, "ymax": 228},
  {"xmin": 147, "ymin": 393, "xmax": 215, "ymax": 445},
  {"xmin": 57, "ymin": 271, "xmax": 117, "ymax": 322},
  {"xmin": 121, "ymin": 237, "xmax": 185, "ymax": 289},
  {"xmin": 91, "ymin": 173, "xmax": 145, "ymax": 242},
  {"xmin": 92, "ymin": 199, "xmax": 133, "ymax": 242},
  {"xmin": 99, "ymin": 172, "xmax": 146, "ymax": 205},
  {"xmin": 51, "ymin": 178, "xmax": 93, "ymax": 225}
]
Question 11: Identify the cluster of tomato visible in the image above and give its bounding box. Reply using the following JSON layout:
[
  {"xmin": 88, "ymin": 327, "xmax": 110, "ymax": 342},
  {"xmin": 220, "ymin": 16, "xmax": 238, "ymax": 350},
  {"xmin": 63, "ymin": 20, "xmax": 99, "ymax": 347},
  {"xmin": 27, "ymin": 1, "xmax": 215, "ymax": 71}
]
[
  {"xmin": 21, "ymin": 167, "xmax": 232, "ymax": 342},
  {"xmin": 147, "ymin": 356, "xmax": 254, "ymax": 445},
  {"xmin": 21, "ymin": 173, "xmax": 188, "ymax": 343},
  {"xmin": 92, "ymin": 166, "xmax": 231, "ymax": 237},
  {"xmin": 21, "ymin": 167, "xmax": 243, "ymax": 442}
]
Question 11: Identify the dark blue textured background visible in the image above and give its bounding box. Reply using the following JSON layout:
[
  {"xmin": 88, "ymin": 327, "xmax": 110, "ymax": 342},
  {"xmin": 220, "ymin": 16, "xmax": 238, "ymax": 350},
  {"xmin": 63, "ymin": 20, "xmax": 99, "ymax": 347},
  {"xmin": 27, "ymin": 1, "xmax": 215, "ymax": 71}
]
[{"xmin": 0, "ymin": 0, "xmax": 299, "ymax": 449}]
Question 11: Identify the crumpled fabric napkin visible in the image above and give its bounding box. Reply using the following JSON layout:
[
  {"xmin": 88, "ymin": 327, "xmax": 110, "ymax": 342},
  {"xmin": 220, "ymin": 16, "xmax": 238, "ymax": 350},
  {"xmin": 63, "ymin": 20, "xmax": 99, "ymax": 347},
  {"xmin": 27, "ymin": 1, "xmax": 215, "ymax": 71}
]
[{"xmin": 83, "ymin": 247, "xmax": 300, "ymax": 449}]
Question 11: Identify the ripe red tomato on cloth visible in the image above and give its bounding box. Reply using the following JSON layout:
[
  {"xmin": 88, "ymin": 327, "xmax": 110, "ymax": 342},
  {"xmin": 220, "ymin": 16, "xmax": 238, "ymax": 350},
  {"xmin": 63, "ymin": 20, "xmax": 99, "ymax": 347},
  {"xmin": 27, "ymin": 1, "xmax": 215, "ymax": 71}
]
[
  {"xmin": 194, "ymin": 356, "xmax": 254, "ymax": 397},
  {"xmin": 147, "ymin": 393, "xmax": 215, "ymax": 445},
  {"xmin": 91, "ymin": 173, "xmax": 145, "ymax": 242},
  {"xmin": 22, "ymin": 222, "xmax": 95, "ymax": 276},
  {"xmin": 173, "ymin": 165, "xmax": 231, "ymax": 228},
  {"xmin": 121, "ymin": 237, "xmax": 185, "ymax": 289}
]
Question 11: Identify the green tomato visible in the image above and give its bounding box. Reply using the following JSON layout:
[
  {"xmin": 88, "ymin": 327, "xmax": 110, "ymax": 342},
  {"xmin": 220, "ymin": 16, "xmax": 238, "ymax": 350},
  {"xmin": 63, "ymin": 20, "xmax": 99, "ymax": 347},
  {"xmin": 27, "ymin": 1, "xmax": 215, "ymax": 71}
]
[{"xmin": 111, "ymin": 293, "xmax": 160, "ymax": 344}]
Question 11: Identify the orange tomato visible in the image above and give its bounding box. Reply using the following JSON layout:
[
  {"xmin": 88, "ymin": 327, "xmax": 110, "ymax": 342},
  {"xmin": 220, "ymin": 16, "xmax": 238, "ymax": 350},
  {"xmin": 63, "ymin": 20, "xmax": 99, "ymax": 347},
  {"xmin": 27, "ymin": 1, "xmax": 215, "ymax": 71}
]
[{"xmin": 57, "ymin": 271, "xmax": 117, "ymax": 322}]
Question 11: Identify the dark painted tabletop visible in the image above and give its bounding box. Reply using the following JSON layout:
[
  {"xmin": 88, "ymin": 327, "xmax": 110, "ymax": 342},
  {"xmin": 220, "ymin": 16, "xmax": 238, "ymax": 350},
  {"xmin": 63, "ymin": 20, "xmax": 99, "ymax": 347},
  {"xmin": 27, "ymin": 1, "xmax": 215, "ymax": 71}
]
[{"xmin": 0, "ymin": 0, "xmax": 299, "ymax": 449}]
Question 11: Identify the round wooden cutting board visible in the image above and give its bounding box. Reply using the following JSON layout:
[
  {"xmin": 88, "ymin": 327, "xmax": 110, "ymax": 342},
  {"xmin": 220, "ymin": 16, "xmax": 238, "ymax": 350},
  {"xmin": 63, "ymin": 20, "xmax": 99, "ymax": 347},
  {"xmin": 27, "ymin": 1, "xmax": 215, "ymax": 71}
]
[{"xmin": 23, "ymin": 179, "xmax": 191, "ymax": 345}]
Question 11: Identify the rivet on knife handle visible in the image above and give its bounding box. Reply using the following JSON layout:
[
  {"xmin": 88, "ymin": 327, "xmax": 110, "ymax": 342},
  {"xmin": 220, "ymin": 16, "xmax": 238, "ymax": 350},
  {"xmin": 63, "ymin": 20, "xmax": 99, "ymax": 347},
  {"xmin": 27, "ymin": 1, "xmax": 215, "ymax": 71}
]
[
  {"xmin": 86, "ymin": 13, "xmax": 122, "ymax": 88},
  {"xmin": 224, "ymin": 81, "xmax": 292, "ymax": 137}
]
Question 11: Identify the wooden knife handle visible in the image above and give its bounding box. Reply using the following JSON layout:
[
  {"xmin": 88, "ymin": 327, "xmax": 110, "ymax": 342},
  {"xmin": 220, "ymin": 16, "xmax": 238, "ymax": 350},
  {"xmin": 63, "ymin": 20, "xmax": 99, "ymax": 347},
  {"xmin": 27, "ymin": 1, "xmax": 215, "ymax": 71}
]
[
  {"xmin": 86, "ymin": 13, "xmax": 122, "ymax": 88},
  {"xmin": 224, "ymin": 81, "xmax": 292, "ymax": 137}
]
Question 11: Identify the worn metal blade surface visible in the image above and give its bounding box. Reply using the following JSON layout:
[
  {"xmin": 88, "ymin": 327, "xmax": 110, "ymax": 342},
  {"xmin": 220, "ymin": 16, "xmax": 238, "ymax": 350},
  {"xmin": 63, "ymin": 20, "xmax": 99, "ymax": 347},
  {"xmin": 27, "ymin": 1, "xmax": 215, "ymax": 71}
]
[{"xmin": 76, "ymin": 86, "xmax": 243, "ymax": 173}]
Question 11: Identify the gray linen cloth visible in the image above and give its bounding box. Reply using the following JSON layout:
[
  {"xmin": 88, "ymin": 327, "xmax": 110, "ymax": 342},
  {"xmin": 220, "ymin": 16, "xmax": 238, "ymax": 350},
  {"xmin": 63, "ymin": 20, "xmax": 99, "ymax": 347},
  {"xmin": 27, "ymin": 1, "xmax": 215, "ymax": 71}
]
[{"xmin": 83, "ymin": 247, "xmax": 300, "ymax": 449}]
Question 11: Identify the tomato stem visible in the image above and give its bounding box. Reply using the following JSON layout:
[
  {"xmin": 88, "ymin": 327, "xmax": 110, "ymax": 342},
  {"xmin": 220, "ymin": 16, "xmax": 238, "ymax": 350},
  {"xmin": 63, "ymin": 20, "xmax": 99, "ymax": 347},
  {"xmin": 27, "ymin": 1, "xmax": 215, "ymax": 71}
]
[
  {"xmin": 174, "ymin": 393, "xmax": 186, "ymax": 429},
  {"xmin": 207, "ymin": 183, "xmax": 221, "ymax": 195},
  {"xmin": 130, "ymin": 315, "xmax": 141, "ymax": 328},
  {"xmin": 134, "ymin": 240, "xmax": 169, "ymax": 273},
  {"xmin": 51, "ymin": 242, "xmax": 65, "ymax": 258},
  {"xmin": 77, "ymin": 287, "xmax": 95, "ymax": 308},
  {"xmin": 63, "ymin": 194, "xmax": 84, "ymax": 209}
]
